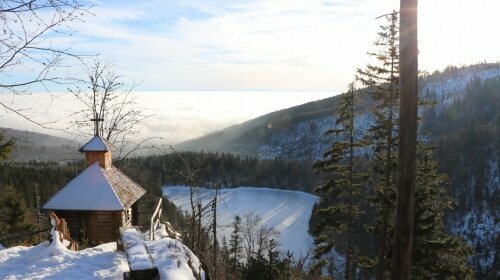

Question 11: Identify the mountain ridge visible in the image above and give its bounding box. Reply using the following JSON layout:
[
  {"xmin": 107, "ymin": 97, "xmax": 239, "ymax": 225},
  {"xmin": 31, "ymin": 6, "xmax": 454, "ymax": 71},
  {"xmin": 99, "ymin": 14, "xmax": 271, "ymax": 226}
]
[
  {"xmin": 176, "ymin": 63, "xmax": 500, "ymax": 159},
  {"xmin": 1, "ymin": 128, "xmax": 79, "ymax": 162}
]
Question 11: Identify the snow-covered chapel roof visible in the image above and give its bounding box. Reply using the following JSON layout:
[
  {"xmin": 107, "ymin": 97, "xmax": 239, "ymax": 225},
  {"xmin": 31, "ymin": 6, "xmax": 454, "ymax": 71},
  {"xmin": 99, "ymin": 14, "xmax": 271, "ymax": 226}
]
[
  {"xmin": 79, "ymin": 135, "xmax": 115, "ymax": 152},
  {"xmin": 43, "ymin": 163, "xmax": 146, "ymax": 211}
]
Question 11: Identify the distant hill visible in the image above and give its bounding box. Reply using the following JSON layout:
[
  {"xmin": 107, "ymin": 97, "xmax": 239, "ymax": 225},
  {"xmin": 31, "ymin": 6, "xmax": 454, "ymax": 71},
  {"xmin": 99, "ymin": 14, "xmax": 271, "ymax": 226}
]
[
  {"xmin": 177, "ymin": 63, "xmax": 500, "ymax": 159},
  {"xmin": 1, "ymin": 128, "xmax": 79, "ymax": 162}
]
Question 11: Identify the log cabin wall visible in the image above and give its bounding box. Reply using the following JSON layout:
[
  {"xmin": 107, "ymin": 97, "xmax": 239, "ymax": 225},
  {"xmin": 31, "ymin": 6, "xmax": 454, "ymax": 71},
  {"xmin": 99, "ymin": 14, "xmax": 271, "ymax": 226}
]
[
  {"xmin": 85, "ymin": 151, "xmax": 112, "ymax": 169},
  {"xmin": 55, "ymin": 210, "xmax": 125, "ymax": 244},
  {"xmin": 86, "ymin": 211, "xmax": 123, "ymax": 243},
  {"xmin": 54, "ymin": 210, "xmax": 83, "ymax": 241}
]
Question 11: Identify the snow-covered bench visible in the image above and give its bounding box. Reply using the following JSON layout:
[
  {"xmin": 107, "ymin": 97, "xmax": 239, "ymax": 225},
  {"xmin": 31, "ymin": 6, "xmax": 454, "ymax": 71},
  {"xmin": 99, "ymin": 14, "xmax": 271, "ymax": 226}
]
[{"xmin": 120, "ymin": 227, "xmax": 159, "ymax": 280}]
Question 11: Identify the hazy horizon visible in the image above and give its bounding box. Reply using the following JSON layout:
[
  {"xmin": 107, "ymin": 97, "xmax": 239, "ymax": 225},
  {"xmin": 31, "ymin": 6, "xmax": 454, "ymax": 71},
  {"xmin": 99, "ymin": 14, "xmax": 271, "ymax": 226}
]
[{"xmin": 0, "ymin": 91, "xmax": 335, "ymax": 144}]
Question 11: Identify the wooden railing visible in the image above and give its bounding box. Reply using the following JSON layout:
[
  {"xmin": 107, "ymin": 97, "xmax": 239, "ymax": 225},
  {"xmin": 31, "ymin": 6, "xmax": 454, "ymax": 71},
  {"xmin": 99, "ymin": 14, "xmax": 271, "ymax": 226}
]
[{"xmin": 149, "ymin": 198, "xmax": 163, "ymax": 240}]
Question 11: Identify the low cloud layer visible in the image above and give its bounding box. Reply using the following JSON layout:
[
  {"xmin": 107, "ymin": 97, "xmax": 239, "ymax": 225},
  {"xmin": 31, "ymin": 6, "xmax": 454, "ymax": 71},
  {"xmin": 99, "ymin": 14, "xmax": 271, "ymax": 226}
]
[{"xmin": 0, "ymin": 91, "xmax": 334, "ymax": 144}]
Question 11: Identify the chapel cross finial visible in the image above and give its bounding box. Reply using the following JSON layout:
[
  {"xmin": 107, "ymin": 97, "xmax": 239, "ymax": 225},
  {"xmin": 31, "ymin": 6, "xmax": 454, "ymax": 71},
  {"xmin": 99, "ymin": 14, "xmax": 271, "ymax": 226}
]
[{"xmin": 90, "ymin": 112, "xmax": 104, "ymax": 136}]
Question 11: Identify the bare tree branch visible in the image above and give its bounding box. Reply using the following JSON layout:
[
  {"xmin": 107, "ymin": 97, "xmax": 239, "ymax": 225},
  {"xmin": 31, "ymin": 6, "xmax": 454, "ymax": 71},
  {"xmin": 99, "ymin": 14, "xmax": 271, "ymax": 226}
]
[
  {"xmin": 0, "ymin": 0, "xmax": 92, "ymax": 130},
  {"xmin": 69, "ymin": 57, "xmax": 154, "ymax": 160}
]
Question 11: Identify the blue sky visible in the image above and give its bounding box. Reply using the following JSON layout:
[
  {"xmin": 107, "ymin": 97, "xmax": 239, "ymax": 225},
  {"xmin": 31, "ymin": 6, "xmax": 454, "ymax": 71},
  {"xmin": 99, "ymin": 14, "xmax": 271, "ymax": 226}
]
[{"xmin": 45, "ymin": 0, "xmax": 497, "ymax": 92}]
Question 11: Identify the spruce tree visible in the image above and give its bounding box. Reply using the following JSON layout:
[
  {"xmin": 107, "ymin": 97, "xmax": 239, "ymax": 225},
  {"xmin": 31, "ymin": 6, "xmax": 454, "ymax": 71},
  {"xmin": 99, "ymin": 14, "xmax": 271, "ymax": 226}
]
[
  {"xmin": 313, "ymin": 82, "xmax": 366, "ymax": 279},
  {"xmin": 0, "ymin": 185, "xmax": 34, "ymax": 246},
  {"xmin": 0, "ymin": 132, "xmax": 15, "ymax": 162},
  {"xmin": 411, "ymin": 143, "xmax": 473, "ymax": 279},
  {"xmin": 356, "ymin": 11, "xmax": 399, "ymax": 279},
  {"xmin": 357, "ymin": 11, "xmax": 472, "ymax": 279},
  {"xmin": 267, "ymin": 238, "xmax": 283, "ymax": 278},
  {"xmin": 229, "ymin": 215, "xmax": 243, "ymax": 271}
]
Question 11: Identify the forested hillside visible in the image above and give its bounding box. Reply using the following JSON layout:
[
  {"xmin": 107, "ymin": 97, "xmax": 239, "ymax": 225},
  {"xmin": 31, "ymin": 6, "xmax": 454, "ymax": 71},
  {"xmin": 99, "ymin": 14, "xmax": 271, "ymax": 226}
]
[
  {"xmin": 1, "ymin": 129, "xmax": 78, "ymax": 163},
  {"xmin": 176, "ymin": 63, "xmax": 500, "ymax": 278},
  {"xmin": 424, "ymin": 76, "xmax": 499, "ymax": 276}
]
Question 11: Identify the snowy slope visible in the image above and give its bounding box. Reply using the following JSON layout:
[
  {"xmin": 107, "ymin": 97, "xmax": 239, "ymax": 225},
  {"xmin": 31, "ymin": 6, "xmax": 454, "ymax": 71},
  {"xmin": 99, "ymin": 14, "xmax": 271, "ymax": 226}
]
[
  {"xmin": 163, "ymin": 186, "xmax": 319, "ymax": 257},
  {"xmin": 178, "ymin": 64, "xmax": 500, "ymax": 160},
  {"xmin": 420, "ymin": 65, "xmax": 500, "ymax": 110}
]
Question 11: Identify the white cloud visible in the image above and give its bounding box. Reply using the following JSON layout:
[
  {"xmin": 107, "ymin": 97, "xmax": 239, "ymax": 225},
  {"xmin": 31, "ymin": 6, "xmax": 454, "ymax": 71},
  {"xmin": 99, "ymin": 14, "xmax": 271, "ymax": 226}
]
[
  {"xmin": 0, "ymin": 91, "xmax": 335, "ymax": 143},
  {"xmin": 52, "ymin": 0, "xmax": 402, "ymax": 91},
  {"xmin": 4, "ymin": 0, "xmax": 499, "ymax": 92}
]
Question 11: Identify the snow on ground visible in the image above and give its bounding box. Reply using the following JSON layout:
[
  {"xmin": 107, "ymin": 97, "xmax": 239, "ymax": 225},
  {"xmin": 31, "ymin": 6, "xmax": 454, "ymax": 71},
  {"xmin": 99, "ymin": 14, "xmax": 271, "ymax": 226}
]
[
  {"xmin": 163, "ymin": 186, "xmax": 318, "ymax": 257},
  {"xmin": 131, "ymin": 224, "xmax": 205, "ymax": 280},
  {"xmin": 122, "ymin": 228, "xmax": 156, "ymax": 271},
  {"xmin": 0, "ymin": 223, "xmax": 204, "ymax": 280},
  {"xmin": 147, "ymin": 237, "xmax": 205, "ymax": 280},
  {"xmin": 0, "ymin": 242, "xmax": 128, "ymax": 279}
]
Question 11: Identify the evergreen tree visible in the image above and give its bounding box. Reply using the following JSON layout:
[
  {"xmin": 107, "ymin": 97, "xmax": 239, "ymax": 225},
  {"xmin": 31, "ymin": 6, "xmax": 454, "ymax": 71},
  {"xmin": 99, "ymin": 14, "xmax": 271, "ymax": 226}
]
[
  {"xmin": 356, "ymin": 11, "xmax": 399, "ymax": 280},
  {"xmin": 242, "ymin": 238, "xmax": 284, "ymax": 280},
  {"xmin": 242, "ymin": 254, "xmax": 269, "ymax": 280},
  {"xmin": 0, "ymin": 132, "xmax": 15, "ymax": 163},
  {"xmin": 357, "ymin": 10, "xmax": 473, "ymax": 278},
  {"xmin": 267, "ymin": 238, "xmax": 283, "ymax": 279},
  {"xmin": 411, "ymin": 144, "xmax": 473, "ymax": 279},
  {"xmin": 312, "ymin": 82, "xmax": 366, "ymax": 279},
  {"xmin": 229, "ymin": 215, "xmax": 243, "ymax": 271},
  {"xmin": 221, "ymin": 236, "xmax": 232, "ymax": 280},
  {"xmin": 0, "ymin": 185, "xmax": 35, "ymax": 246}
]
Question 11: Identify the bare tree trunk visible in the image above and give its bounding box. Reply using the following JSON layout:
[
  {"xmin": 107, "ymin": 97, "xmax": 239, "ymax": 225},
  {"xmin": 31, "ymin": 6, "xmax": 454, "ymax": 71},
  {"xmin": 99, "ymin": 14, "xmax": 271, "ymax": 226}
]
[
  {"xmin": 213, "ymin": 188, "xmax": 218, "ymax": 280},
  {"xmin": 346, "ymin": 83, "xmax": 355, "ymax": 280},
  {"xmin": 392, "ymin": 0, "xmax": 418, "ymax": 279},
  {"xmin": 376, "ymin": 210, "xmax": 388, "ymax": 280},
  {"xmin": 190, "ymin": 186, "xmax": 195, "ymax": 249},
  {"xmin": 197, "ymin": 203, "xmax": 202, "ymax": 252},
  {"xmin": 376, "ymin": 45, "xmax": 397, "ymax": 280}
]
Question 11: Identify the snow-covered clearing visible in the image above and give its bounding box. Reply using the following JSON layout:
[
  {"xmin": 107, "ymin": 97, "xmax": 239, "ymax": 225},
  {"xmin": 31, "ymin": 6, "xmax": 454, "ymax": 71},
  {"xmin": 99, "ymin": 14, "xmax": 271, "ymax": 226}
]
[
  {"xmin": 0, "ymin": 242, "xmax": 128, "ymax": 279},
  {"xmin": 163, "ymin": 186, "xmax": 318, "ymax": 257}
]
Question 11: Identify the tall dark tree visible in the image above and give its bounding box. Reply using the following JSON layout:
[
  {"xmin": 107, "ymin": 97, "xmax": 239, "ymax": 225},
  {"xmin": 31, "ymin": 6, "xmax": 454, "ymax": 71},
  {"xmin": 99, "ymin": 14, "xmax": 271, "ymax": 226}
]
[
  {"xmin": 392, "ymin": 0, "xmax": 419, "ymax": 278},
  {"xmin": 357, "ymin": 10, "xmax": 472, "ymax": 279},
  {"xmin": 312, "ymin": 82, "xmax": 366, "ymax": 279},
  {"xmin": 357, "ymin": 11, "xmax": 399, "ymax": 280}
]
